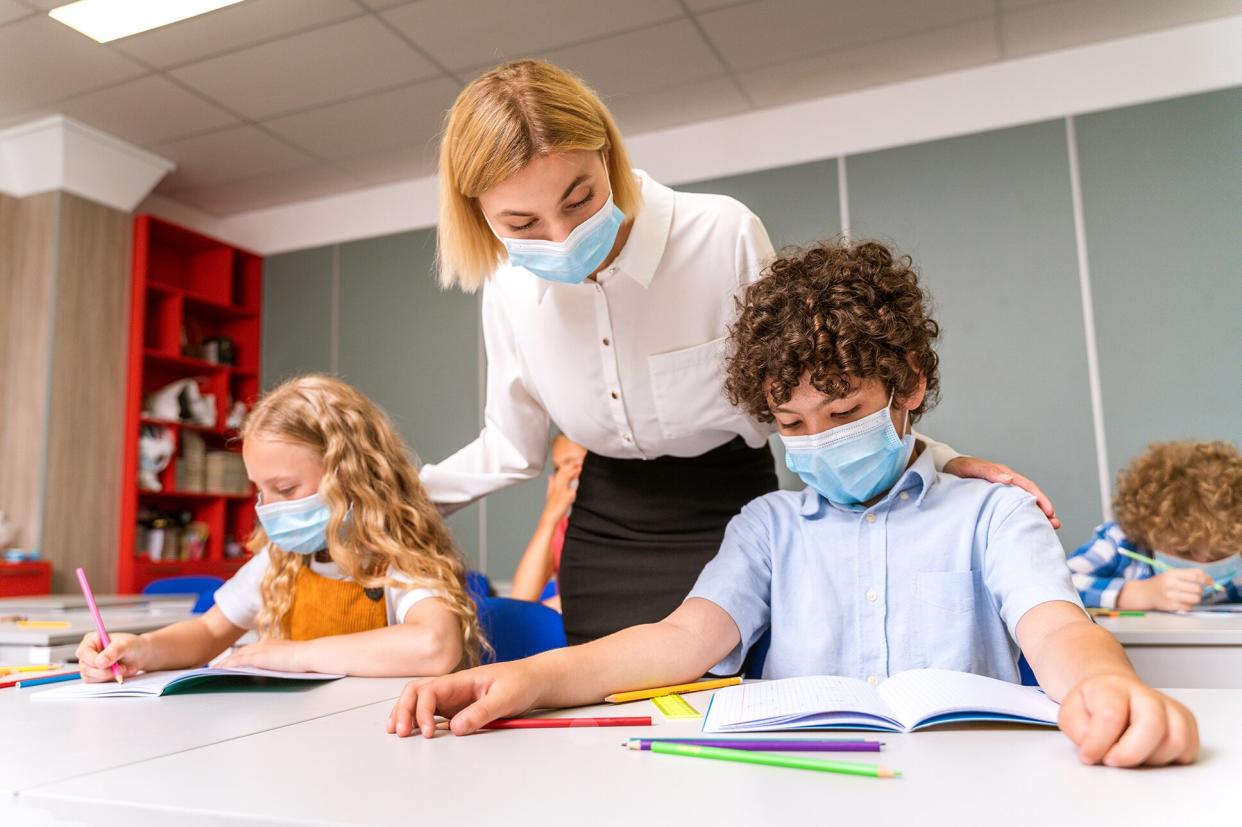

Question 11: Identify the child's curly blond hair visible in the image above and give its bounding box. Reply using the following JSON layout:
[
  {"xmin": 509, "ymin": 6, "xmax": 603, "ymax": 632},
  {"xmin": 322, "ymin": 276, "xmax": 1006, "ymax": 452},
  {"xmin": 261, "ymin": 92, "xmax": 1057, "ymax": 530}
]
[{"xmin": 1113, "ymin": 440, "xmax": 1242, "ymax": 561}]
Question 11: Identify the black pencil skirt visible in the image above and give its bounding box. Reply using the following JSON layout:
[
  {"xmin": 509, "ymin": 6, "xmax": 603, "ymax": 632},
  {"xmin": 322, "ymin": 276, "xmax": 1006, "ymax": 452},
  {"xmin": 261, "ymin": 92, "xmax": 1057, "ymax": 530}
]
[{"xmin": 557, "ymin": 436, "xmax": 779, "ymax": 645}]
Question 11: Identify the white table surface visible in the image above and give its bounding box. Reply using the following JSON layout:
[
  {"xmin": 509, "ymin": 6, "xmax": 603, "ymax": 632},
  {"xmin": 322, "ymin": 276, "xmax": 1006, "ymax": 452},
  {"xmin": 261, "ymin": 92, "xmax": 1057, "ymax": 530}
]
[
  {"xmin": 1095, "ymin": 612, "xmax": 1242, "ymax": 644},
  {"xmin": 0, "ymin": 594, "xmax": 196, "ymax": 613},
  {"xmin": 0, "ymin": 674, "xmax": 412, "ymax": 795},
  {"xmin": 0, "ymin": 608, "xmax": 196, "ymax": 647},
  {"xmin": 13, "ymin": 687, "xmax": 1239, "ymax": 827}
]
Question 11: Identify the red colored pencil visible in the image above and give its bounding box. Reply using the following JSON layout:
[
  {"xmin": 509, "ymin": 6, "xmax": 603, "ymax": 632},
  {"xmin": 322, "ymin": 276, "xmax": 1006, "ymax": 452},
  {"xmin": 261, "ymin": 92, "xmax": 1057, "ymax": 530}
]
[{"xmin": 482, "ymin": 716, "xmax": 653, "ymax": 729}]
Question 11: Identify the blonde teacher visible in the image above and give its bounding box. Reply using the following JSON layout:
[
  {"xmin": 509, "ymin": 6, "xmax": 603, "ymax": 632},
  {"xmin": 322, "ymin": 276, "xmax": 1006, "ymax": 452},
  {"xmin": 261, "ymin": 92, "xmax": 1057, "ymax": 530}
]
[{"xmin": 420, "ymin": 60, "xmax": 1058, "ymax": 645}]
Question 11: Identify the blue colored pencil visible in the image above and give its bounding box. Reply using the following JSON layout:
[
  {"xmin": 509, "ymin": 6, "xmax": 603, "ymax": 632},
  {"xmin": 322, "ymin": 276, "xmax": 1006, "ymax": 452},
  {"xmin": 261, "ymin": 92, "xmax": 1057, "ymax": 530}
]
[
  {"xmin": 16, "ymin": 671, "xmax": 81, "ymax": 688},
  {"xmin": 626, "ymin": 737, "xmax": 882, "ymax": 752}
]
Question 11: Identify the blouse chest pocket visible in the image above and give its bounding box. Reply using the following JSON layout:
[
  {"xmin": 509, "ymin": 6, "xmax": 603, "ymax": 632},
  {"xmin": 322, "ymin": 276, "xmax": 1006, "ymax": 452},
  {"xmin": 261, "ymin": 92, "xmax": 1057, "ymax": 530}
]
[{"xmin": 647, "ymin": 337, "xmax": 733, "ymax": 441}]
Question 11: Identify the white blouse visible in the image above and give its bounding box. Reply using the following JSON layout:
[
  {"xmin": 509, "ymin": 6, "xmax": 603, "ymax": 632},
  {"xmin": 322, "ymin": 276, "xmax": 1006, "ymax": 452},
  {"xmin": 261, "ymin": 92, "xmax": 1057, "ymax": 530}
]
[{"xmin": 420, "ymin": 172, "xmax": 955, "ymax": 510}]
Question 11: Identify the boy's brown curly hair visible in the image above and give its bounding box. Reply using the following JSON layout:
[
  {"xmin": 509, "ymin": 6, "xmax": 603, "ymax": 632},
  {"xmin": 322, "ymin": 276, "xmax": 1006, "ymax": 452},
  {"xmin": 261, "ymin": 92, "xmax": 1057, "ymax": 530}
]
[
  {"xmin": 1113, "ymin": 440, "xmax": 1242, "ymax": 560},
  {"xmin": 725, "ymin": 239, "xmax": 940, "ymax": 423}
]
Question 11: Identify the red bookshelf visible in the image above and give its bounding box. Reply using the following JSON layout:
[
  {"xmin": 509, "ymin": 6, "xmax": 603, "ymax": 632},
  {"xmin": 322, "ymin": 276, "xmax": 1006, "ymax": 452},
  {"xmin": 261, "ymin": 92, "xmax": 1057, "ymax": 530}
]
[{"xmin": 117, "ymin": 216, "xmax": 264, "ymax": 593}]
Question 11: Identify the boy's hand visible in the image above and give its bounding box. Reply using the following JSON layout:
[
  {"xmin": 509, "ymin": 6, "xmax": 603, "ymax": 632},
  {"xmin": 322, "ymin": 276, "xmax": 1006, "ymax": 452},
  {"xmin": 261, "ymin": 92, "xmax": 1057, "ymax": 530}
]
[
  {"xmin": 1058, "ymin": 674, "xmax": 1198, "ymax": 766},
  {"xmin": 944, "ymin": 457, "xmax": 1060, "ymax": 529},
  {"xmin": 216, "ymin": 639, "xmax": 308, "ymax": 672},
  {"xmin": 386, "ymin": 661, "xmax": 544, "ymax": 738},
  {"xmin": 1118, "ymin": 569, "xmax": 1212, "ymax": 612},
  {"xmin": 75, "ymin": 632, "xmax": 150, "ymax": 682}
]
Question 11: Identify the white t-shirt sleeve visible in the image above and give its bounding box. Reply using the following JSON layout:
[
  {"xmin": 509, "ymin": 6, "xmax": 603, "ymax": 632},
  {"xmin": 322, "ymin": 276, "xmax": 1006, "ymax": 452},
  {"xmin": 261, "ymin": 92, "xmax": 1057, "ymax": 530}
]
[
  {"xmin": 211, "ymin": 549, "xmax": 271, "ymax": 630},
  {"xmin": 385, "ymin": 567, "xmax": 443, "ymax": 625}
]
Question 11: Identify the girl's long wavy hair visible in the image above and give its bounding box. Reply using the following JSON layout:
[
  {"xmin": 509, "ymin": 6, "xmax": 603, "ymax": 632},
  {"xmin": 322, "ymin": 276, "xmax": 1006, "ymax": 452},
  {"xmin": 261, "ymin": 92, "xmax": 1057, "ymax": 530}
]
[{"xmin": 243, "ymin": 374, "xmax": 485, "ymax": 666}]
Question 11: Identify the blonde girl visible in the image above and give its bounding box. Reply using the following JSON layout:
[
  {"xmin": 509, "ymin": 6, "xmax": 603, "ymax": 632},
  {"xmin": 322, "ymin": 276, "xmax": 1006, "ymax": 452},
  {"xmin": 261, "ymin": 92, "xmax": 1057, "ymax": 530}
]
[{"xmin": 77, "ymin": 375, "xmax": 483, "ymax": 680}]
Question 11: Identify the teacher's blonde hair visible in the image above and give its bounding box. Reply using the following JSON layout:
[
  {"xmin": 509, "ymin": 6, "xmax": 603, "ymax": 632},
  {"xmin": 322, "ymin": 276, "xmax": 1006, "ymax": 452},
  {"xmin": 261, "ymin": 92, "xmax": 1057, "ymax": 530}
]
[{"xmin": 436, "ymin": 59, "xmax": 642, "ymax": 292}]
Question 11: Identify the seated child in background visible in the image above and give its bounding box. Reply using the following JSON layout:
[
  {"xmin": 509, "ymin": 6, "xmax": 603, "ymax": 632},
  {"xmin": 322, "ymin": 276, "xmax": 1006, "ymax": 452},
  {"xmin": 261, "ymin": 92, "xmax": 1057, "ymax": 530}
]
[
  {"xmin": 77, "ymin": 374, "xmax": 484, "ymax": 680},
  {"xmin": 509, "ymin": 434, "xmax": 586, "ymax": 611},
  {"xmin": 1068, "ymin": 440, "xmax": 1242, "ymax": 611},
  {"xmin": 387, "ymin": 240, "xmax": 1197, "ymax": 768}
]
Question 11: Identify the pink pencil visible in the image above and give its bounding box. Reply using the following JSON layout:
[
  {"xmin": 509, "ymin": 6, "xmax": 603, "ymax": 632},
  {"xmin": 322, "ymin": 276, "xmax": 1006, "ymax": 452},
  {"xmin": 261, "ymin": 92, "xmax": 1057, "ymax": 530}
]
[{"xmin": 75, "ymin": 567, "xmax": 123, "ymax": 685}]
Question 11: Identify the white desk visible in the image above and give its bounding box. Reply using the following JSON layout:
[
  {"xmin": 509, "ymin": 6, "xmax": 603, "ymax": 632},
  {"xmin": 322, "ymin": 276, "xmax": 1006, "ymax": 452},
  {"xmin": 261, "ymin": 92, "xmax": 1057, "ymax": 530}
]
[
  {"xmin": 1095, "ymin": 613, "xmax": 1242, "ymax": 688},
  {"xmin": 0, "ymin": 593, "xmax": 196, "ymax": 613},
  {"xmin": 0, "ymin": 675, "xmax": 412, "ymax": 795},
  {"xmin": 0, "ymin": 607, "xmax": 196, "ymax": 663},
  {"xmin": 14, "ymin": 687, "xmax": 1240, "ymax": 827}
]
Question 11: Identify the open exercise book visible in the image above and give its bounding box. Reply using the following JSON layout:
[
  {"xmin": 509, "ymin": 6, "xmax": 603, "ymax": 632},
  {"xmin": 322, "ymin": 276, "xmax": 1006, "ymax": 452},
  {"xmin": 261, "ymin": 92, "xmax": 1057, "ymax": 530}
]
[
  {"xmin": 32, "ymin": 666, "xmax": 344, "ymax": 700},
  {"xmin": 702, "ymin": 668, "xmax": 1059, "ymax": 733}
]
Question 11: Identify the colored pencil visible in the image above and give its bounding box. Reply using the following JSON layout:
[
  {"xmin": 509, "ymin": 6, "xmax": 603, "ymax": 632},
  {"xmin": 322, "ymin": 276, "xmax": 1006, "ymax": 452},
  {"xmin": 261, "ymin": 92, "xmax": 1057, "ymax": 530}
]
[
  {"xmin": 1087, "ymin": 609, "xmax": 1146, "ymax": 618},
  {"xmin": 1116, "ymin": 548, "xmax": 1225, "ymax": 593},
  {"xmin": 15, "ymin": 620, "xmax": 71, "ymax": 629},
  {"xmin": 626, "ymin": 738, "xmax": 882, "ymax": 752},
  {"xmin": 438, "ymin": 716, "xmax": 653, "ymax": 730},
  {"xmin": 14, "ymin": 672, "xmax": 80, "ymax": 688},
  {"xmin": 0, "ymin": 664, "xmax": 60, "ymax": 675},
  {"xmin": 75, "ymin": 567, "xmax": 124, "ymax": 684},
  {"xmin": 0, "ymin": 671, "xmax": 71, "ymax": 690},
  {"xmin": 605, "ymin": 676, "xmax": 742, "ymax": 704},
  {"xmin": 645, "ymin": 742, "xmax": 899, "ymax": 778}
]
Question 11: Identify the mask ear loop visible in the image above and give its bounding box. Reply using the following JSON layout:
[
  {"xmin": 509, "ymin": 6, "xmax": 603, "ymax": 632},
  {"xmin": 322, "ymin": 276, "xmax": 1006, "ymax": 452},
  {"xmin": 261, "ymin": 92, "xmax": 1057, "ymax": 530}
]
[{"xmin": 887, "ymin": 387, "xmax": 910, "ymax": 438}]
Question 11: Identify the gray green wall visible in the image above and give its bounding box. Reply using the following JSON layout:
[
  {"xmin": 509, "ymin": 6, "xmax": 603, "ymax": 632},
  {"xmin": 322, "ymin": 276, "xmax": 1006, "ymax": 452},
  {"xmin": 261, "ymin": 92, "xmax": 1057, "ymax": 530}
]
[{"xmin": 263, "ymin": 86, "xmax": 1242, "ymax": 575}]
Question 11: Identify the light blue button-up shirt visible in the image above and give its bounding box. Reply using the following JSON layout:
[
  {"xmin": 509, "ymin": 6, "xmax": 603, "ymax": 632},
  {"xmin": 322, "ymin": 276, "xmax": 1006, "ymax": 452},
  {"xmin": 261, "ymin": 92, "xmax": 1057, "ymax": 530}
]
[{"xmin": 687, "ymin": 444, "xmax": 1083, "ymax": 683}]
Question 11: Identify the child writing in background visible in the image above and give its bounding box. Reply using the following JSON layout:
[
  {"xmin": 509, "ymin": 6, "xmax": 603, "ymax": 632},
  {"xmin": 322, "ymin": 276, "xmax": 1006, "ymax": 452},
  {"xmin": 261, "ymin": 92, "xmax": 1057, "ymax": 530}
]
[
  {"xmin": 1068, "ymin": 440, "xmax": 1242, "ymax": 611},
  {"xmin": 509, "ymin": 434, "xmax": 586, "ymax": 611},
  {"xmin": 387, "ymin": 240, "xmax": 1197, "ymax": 768},
  {"xmin": 77, "ymin": 375, "xmax": 484, "ymax": 680}
]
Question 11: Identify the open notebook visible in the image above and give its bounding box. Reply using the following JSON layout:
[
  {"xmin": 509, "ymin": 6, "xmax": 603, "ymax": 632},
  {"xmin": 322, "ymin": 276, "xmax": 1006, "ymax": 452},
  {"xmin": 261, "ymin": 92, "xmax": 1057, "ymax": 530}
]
[
  {"xmin": 32, "ymin": 666, "xmax": 344, "ymax": 700},
  {"xmin": 702, "ymin": 668, "xmax": 1059, "ymax": 734}
]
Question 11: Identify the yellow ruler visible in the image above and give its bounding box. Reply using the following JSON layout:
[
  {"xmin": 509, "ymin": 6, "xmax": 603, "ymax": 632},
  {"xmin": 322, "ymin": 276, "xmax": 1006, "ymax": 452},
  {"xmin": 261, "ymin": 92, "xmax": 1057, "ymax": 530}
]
[{"xmin": 652, "ymin": 693, "xmax": 701, "ymax": 720}]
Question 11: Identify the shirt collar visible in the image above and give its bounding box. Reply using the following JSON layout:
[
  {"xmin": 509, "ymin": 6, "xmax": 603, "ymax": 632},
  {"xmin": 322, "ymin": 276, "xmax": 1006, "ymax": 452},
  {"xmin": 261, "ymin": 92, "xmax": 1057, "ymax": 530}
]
[
  {"xmin": 797, "ymin": 440, "xmax": 940, "ymax": 518},
  {"xmin": 534, "ymin": 170, "xmax": 673, "ymax": 303}
]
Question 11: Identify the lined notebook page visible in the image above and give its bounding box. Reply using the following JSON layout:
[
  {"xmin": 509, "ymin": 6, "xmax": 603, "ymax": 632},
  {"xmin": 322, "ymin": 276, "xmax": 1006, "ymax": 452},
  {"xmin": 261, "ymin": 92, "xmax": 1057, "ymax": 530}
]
[
  {"xmin": 709, "ymin": 676, "xmax": 895, "ymax": 728},
  {"xmin": 877, "ymin": 668, "xmax": 1059, "ymax": 728}
]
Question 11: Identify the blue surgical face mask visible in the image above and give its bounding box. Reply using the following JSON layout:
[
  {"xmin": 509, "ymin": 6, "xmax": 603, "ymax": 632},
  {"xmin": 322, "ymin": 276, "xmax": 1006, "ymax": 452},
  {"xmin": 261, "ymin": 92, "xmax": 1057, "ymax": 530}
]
[
  {"xmin": 255, "ymin": 492, "xmax": 333, "ymax": 555},
  {"xmin": 1153, "ymin": 550, "xmax": 1242, "ymax": 588},
  {"xmin": 779, "ymin": 393, "xmax": 915, "ymax": 506},
  {"xmin": 491, "ymin": 191, "xmax": 625, "ymax": 284}
]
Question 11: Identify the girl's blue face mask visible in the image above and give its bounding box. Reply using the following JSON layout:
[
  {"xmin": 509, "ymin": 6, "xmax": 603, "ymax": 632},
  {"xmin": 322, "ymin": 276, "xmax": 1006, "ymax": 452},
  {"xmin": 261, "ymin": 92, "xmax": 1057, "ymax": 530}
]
[
  {"xmin": 779, "ymin": 393, "xmax": 915, "ymax": 506},
  {"xmin": 489, "ymin": 189, "xmax": 625, "ymax": 285},
  {"xmin": 255, "ymin": 492, "xmax": 333, "ymax": 555}
]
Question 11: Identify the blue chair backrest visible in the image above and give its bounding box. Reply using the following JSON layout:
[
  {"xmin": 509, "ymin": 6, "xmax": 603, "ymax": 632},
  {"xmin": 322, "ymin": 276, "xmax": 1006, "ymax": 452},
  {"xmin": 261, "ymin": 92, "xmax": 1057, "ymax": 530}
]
[
  {"xmin": 142, "ymin": 575, "xmax": 225, "ymax": 614},
  {"xmin": 477, "ymin": 596, "xmax": 567, "ymax": 664},
  {"xmin": 538, "ymin": 579, "xmax": 558, "ymax": 602},
  {"xmin": 1017, "ymin": 653, "xmax": 1039, "ymax": 687},
  {"xmin": 465, "ymin": 571, "xmax": 493, "ymax": 602},
  {"xmin": 741, "ymin": 628, "xmax": 772, "ymax": 679}
]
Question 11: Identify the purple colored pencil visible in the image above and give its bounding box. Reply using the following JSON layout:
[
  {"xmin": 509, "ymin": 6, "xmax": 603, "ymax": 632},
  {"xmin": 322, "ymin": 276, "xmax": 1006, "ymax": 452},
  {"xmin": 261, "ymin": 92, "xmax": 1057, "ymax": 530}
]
[{"xmin": 625, "ymin": 738, "xmax": 882, "ymax": 752}]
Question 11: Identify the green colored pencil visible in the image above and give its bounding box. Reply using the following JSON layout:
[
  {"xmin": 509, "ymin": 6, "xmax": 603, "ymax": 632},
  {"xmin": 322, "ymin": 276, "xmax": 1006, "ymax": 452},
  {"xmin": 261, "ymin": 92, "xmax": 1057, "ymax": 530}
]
[
  {"xmin": 1117, "ymin": 548, "xmax": 1225, "ymax": 592},
  {"xmin": 646, "ymin": 741, "xmax": 900, "ymax": 778}
]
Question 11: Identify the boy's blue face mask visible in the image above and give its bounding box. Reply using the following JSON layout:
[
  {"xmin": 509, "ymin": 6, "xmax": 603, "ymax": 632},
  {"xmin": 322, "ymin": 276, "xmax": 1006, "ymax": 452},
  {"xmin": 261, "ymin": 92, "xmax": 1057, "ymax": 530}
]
[
  {"xmin": 1153, "ymin": 550, "xmax": 1242, "ymax": 588},
  {"xmin": 490, "ymin": 190, "xmax": 625, "ymax": 285},
  {"xmin": 255, "ymin": 492, "xmax": 333, "ymax": 555},
  {"xmin": 779, "ymin": 393, "xmax": 915, "ymax": 506}
]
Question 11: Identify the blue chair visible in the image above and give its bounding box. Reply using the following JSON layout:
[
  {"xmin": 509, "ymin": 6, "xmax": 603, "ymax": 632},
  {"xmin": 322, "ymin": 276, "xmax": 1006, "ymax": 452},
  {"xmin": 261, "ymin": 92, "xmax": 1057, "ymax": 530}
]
[
  {"xmin": 1017, "ymin": 653, "xmax": 1039, "ymax": 687},
  {"xmin": 465, "ymin": 571, "xmax": 493, "ymax": 602},
  {"xmin": 741, "ymin": 628, "xmax": 772, "ymax": 679},
  {"xmin": 538, "ymin": 579, "xmax": 558, "ymax": 602},
  {"xmin": 477, "ymin": 596, "xmax": 567, "ymax": 664},
  {"xmin": 142, "ymin": 575, "xmax": 225, "ymax": 614}
]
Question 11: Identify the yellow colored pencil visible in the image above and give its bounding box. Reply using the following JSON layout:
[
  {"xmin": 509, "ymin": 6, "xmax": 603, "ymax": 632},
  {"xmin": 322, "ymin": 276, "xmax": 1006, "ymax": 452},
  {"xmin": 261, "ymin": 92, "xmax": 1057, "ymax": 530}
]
[
  {"xmin": 16, "ymin": 620, "xmax": 71, "ymax": 629},
  {"xmin": 0, "ymin": 664, "xmax": 60, "ymax": 675},
  {"xmin": 605, "ymin": 676, "xmax": 742, "ymax": 704},
  {"xmin": 1117, "ymin": 548, "xmax": 1225, "ymax": 593}
]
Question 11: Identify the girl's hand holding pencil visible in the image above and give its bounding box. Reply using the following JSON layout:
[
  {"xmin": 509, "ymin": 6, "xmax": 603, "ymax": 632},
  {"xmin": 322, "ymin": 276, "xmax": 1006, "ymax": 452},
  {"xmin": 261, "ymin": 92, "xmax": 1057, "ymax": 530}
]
[{"xmin": 75, "ymin": 632, "xmax": 150, "ymax": 682}]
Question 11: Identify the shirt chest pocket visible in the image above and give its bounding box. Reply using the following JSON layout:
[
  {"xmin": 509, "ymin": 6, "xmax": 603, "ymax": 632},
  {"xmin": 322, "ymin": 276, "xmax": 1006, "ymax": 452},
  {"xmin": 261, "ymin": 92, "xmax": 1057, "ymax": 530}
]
[
  {"xmin": 914, "ymin": 570, "xmax": 979, "ymax": 614},
  {"xmin": 647, "ymin": 337, "xmax": 733, "ymax": 441}
]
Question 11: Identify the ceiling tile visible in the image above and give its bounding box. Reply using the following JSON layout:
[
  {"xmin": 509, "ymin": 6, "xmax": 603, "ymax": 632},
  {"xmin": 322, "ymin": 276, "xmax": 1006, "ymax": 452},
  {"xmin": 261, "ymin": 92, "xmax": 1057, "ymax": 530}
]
[
  {"xmin": 167, "ymin": 163, "xmax": 363, "ymax": 216},
  {"xmin": 261, "ymin": 76, "xmax": 458, "ymax": 161},
  {"xmin": 0, "ymin": 15, "xmax": 146, "ymax": 116},
  {"xmin": 0, "ymin": 0, "xmax": 32, "ymax": 25},
  {"xmin": 336, "ymin": 145, "xmax": 438, "ymax": 185},
  {"xmin": 58, "ymin": 75, "xmax": 237, "ymax": 146},
  {"xmin": 382, "ymin": 0, "xmax": 682, "ymax": 73},
  {"xmin": 1001, "ymin": 0, "xmax": 1242, "ymax": 58},
  {"xmin": 605, "ymin": 76, "xmax": 750, "ymax": 135},
  {"xmin": 154, "ymin": 125, "xmax": 316, "ymax": 192},
  {"xmin": 113, "ymin": 0, "xmax": 363, "ymax": 69},
  {"xmin": 698, "ymin": 0, "xmax": 993, "ymax": 73},
  {"xmin": 737, "ymin": 16, "xmax": 999, "ymax": 107},
  {"xmin": 168, "ymin": 16, "xmax": 440, "ymax": 120},
  {"xmin": 532, "ymin": 18, "xmax": 727, "ymax": 100}
]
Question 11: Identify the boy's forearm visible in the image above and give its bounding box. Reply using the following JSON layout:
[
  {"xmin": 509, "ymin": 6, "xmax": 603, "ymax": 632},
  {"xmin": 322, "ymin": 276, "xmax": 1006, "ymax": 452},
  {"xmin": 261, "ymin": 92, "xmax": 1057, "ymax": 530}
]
[
  {"xmin": 531, "ymin": 613, "xmax": 729, "ymax": 709},
  {"xmin": 1026, "ymin": 619, "xmax": 1137, "ymax": 702}
]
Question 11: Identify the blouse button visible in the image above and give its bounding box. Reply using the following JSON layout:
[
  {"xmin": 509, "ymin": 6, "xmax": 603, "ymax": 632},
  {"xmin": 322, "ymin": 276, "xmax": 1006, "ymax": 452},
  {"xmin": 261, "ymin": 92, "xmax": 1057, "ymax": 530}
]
[
  {"xmin": 602, "ymin": 338, "xmax": 610, "ymax": 347},
  {"xmin": 610, "ymin": 392, "xmax": 619, "ymax": 400}
]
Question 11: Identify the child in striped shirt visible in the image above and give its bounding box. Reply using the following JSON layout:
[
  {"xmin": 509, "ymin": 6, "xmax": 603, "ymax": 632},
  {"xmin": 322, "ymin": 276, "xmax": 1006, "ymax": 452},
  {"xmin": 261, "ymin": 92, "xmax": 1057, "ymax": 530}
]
[{"xmin": 1068, "ymin": 441, "xmax": 1242, "ymax": 611}]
